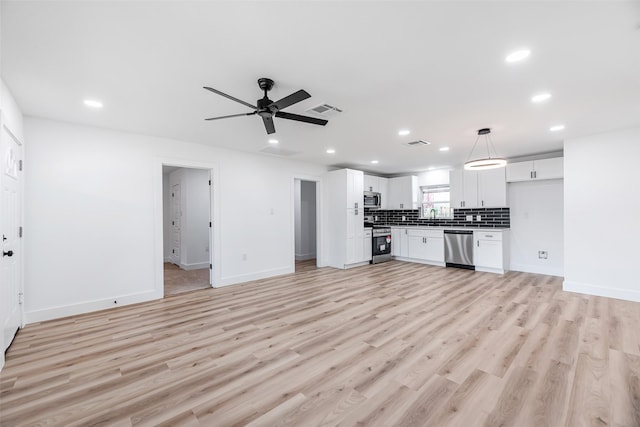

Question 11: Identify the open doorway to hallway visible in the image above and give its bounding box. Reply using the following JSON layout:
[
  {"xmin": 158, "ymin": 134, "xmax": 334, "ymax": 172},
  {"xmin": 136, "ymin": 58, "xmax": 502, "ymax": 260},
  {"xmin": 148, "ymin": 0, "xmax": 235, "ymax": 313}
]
[
  {"xmin": 294, "ymin": 179, "xmax": 318, "ymax": 272},
  {"xmin": 162, "ymin": 166, "xmax": 212, "ymax": 295}
]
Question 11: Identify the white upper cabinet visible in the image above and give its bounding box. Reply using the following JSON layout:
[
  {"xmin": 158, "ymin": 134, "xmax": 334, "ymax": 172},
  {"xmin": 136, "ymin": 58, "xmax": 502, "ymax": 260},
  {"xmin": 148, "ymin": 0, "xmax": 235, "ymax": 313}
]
[
  {"xmin": 450, "ymin": 168, "xmax": 506, "ymax": 208},
  {"xmin": 477, "ymin": 168, "xmax": 507, "ymax": 207},
  {"xmin": 346, "ymin": 169, "xmax": 364, "ymax": 209},
  {"xmin": 506, "ymin": 157, "xmax": 563, "ymax": 182},
  {"xmin": 387, "ymin": 176, "xmax": 419, "ymax": 210}
]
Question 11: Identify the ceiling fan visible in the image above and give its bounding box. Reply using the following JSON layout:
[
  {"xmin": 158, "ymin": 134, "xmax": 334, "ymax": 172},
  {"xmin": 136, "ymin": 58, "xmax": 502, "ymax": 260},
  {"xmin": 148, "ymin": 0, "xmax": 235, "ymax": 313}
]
[{"xmin": 203, "ymin": 78, "xmax": 328, "ymax": 135}]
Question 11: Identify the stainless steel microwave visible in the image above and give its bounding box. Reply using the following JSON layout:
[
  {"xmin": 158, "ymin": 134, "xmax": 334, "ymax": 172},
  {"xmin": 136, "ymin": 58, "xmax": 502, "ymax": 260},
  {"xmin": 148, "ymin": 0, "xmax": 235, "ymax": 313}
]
[{"xmin": 363, "ymin": 191, "xmax": 381, "ymax": 209}]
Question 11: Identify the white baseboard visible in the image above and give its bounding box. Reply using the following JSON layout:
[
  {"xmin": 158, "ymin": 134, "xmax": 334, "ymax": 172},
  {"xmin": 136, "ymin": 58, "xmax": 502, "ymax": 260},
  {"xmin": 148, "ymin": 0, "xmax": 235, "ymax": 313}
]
[
  {"xmin": 180, "ymin": 262, "xmax": 209, "ymax": 271},
  {"xmin": 510, "ymin": 262, "xmax": 563, "ymax": 277},
  {"xmin": 216, "ymin": 266, "xmax": 294, "ymax": 288},
  {"xmin": 563, "ymin": 280, "xmax": 640, "ymax": 302},
  {"xmin": 295, "ymin": 253, "xmax": 317, "ymax": 261},
  {"xmin": 24, "ymin": 289, "xmax": 162, "ymax": 324}
]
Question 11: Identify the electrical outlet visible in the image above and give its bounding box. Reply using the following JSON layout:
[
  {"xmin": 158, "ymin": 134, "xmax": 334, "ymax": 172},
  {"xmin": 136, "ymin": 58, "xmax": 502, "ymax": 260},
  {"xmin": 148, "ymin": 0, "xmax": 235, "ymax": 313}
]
[
  {"xmin": 402, "ymin": 216, "xmax": 406, "ymax": 221},
  {"xmin": 374, "ymin": 216, "xmax": 378, "ymax": 221},
  {"xmin": 466, "ymin": 215, "xmax": 473, "ymax": 221},
  {"xmin": 538, "ymin": 251, "xmax": 548, "ymax": 259},
  {"xmin": 476, "ymin": 215, "xmax": 481, "ymax": 221}
]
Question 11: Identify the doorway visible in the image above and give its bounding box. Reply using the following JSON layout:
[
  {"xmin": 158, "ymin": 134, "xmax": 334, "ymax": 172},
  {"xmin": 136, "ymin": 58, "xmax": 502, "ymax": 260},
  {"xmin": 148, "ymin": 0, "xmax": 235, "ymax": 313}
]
[
  {"xmin": 162, "ymin": 166, "xmax": 212, "ymax": 295},
  {"xmin": 294, "ymin": 179, "xmax": 318, "ymax": 272}
]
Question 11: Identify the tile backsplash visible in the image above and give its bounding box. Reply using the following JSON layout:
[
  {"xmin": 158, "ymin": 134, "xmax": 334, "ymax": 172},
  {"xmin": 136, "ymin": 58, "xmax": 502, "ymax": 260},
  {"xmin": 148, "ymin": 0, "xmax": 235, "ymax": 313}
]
[{"xmin": 366, "ymin": 207, "xmax": 510, "ymax": 228}]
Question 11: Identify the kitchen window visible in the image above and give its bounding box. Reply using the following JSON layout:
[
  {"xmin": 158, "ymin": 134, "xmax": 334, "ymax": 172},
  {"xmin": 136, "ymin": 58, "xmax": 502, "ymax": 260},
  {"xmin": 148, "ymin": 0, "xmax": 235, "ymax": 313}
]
[{"xmin": 421, "ymin": 185, "xmax": 453, "ymax": 219}]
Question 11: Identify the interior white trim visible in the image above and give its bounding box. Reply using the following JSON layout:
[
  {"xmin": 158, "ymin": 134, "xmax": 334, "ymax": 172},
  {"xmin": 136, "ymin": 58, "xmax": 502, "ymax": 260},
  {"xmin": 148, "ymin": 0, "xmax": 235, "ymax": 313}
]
[
  {"xmin": 24, "ymin": 289, "xmax": 161, "ymax": 323},
  {"xmin": 180, "ymin": 262, "xmax": 209, "ymax": 271},
  {"xmin": 510, "ymin": 262, "xmax": 563, "ymax": 277},
  {"xmin": 216, "ymin": 266, "xmax": 294, "ymax": 288},
  {"xmin": 563, "ymin": 280, "xmax": 640, "ymax": 303}
]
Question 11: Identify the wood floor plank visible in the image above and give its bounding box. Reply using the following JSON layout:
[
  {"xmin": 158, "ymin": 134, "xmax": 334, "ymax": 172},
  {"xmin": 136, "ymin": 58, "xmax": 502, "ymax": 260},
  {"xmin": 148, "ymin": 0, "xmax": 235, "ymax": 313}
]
[{"xmin": 2, "ymin": 262, "xmax": 639, "ymax": 426}]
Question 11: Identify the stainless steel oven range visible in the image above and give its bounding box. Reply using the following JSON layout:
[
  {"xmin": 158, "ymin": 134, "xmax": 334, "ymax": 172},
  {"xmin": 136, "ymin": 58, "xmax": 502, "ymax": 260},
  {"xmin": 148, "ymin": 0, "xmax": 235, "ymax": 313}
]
[{"xmin": 371, "ymin": 227, "xmax": 392, "ymax": 264}]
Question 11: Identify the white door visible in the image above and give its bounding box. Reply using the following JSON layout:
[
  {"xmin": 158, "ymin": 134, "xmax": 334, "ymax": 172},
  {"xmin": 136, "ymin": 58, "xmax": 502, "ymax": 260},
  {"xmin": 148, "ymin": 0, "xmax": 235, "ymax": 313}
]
[
  {"xmin": 170, "ymin": 183, "xmax": 181, "ymax": 265},
  {"xmin": 1, "ymin": 120, "xmax": 23, "ymax": 353}
]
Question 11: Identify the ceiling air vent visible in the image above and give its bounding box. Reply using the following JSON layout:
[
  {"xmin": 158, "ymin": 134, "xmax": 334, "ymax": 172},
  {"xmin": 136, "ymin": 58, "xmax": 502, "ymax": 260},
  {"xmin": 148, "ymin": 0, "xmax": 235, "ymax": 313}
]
[
  {"xmin": 260, "ymin": 146, "xmax": 299, "ymax": 157},
  {"xmin": 306, "ymin": 103, "xmax": 343, "ymax": 117},
  {"xmin": 406, "ymin": 140, "xmax": 431, "ymax": 146}
]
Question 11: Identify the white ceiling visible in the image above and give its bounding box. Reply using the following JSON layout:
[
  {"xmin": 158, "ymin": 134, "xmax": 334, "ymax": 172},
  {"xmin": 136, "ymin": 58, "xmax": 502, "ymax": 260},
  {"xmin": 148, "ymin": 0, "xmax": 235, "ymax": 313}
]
[{"xmin": 2, "ymin": 1, "xmax": 640, "ymax": 175}]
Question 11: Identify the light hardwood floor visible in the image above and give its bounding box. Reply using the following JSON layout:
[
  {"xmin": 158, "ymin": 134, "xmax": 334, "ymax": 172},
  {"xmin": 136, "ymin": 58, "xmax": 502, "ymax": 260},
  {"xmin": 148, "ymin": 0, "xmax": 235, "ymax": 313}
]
[
  {"xmin": 164, "ymin": 263, "xmax": 210, "ymax": 296},
  {"xmin": 2, "ymin": 261, "xmax": 640, "ymax": 426}
]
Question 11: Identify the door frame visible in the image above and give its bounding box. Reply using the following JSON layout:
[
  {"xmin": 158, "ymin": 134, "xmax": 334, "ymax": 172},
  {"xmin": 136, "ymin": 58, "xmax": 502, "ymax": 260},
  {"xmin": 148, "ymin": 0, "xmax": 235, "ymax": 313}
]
[
  {"xmin": 154, "ymin": 158, "xmax": 219, "ymax": 296},
  {"xmin": 291, "ymin": 175, "xmax": 323, "ymax": 268},
  {"xmin": 0, "ymin": 114, "xmax": 25, "ymax": 365}
]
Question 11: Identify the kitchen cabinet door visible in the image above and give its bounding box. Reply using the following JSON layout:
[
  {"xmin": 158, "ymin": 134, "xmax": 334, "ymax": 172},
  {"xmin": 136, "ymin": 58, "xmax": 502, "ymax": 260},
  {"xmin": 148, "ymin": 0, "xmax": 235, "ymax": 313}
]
[
  {"xmin": 407, "ymin": 234, "xmax": 428, "ymax": 260},
  {"xmin": 477, "ymin": 168, "xmax": 507, "ymax": 207},
  {"xmin": 424, "ymin": 236, "xmax": 444, "ymax": 262},
  {"xmin": 505, "ymin": 161, "xmax": 533, "ymax": 182},
  {"xmin": 378, "ymin": 177, "xmax": 389, "ymax": 210},
  {"xmin": 387, "ymin": 176, "xmax": 419, "ymax": 209},
  {"xmin": 449, "ymin": 169, "xmax": 478, "ymax": 208},
  {"xmin": 392, "ymin": 228, "xmax": 409, "ymax": 257},
  {"xmin": 474, "ymin": 231, "xmax": 505, "ymax": 272},
  {"xmin": 534, "ymin": 157, "xmax": 563, "ymax": 180},
  {"xmin": 347, "ymin": 169, "xmax": 364, "ymax": 209},
  {"xmin": 346, "ymin": 208, "xmax": 364, "ymax": 264},
  {"xmin": 364, "ymin": 229, "xmax": 372, "ymax": 262}
]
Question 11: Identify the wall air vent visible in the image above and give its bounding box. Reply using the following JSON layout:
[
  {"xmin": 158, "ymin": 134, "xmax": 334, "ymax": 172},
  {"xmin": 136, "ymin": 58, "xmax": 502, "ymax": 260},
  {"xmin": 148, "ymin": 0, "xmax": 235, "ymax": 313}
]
[
  {"xmin": 406, "ymin": 140, "xmax": 431, "ymax": 146},
  {"xmin": 306, "ymin": 103, "xmax": 343, "ymax": 117}
]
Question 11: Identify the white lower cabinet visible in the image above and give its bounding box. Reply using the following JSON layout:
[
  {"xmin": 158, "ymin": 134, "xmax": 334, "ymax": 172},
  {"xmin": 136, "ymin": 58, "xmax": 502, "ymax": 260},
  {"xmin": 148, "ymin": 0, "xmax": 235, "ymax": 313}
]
[
  {"xmin": 473, "ymin": 230, "xmax": 509, "ymax": 274},
  {"xmin": 364, "ymin": 229, "xmax": 372, "ymax": 262},
  {"xmin": 393, "ymin": 228, "xmax": 444, "ymax": 265}
]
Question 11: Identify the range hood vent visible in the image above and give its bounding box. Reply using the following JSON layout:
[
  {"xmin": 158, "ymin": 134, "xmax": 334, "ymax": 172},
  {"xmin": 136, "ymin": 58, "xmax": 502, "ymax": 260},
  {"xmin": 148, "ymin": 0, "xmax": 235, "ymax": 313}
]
[
  {"xmin": 306, "ymin": 103, "xmax": 343, "ymax": 116},
  {"xmin": 406, "ymin": 140, "xmax": 431, "ymax": 146}
]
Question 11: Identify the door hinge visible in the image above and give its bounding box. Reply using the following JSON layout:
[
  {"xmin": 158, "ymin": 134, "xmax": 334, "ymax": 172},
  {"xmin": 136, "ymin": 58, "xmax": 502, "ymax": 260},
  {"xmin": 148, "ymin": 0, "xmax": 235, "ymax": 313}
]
[
  {"xmin": 18, "ymin": 292, "xmax": 24, "ymax": 305},
  {"xmin": 18, "ymin": 226, "xmax": 23, "ymax": 238},
  {"xmin": 209, "ymin": 264, "xmax": 212, "ymax": 269},
  {"xmin": 172, "ymin": 221, "xmax": 175, "ymax": 226},
  {"xmin": 172, "ymin": 193, "xmax": 174, "ymax": 198},
  {"xmin": 209, "ymin": 222, "xmax": 211, "ymax": 227},
  {"xmin": 19, "ymin": 160, "xmax": 23, "ymax": 171},
  {"xmin": 209, "ymin": 179, "xmax": 211, "ymax": 185},
  {"xmin": 172, "ymin": 249, "xmax": 175, "ymax": 254}
]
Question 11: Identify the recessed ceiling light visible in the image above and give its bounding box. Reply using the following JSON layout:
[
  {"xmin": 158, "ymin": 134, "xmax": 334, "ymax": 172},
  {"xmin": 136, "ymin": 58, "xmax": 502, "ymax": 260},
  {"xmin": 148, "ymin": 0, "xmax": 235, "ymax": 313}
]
[
  {"xmin": 326, "ymin": 148, "xmax": 335, "ymax": 154},
  {"xmin": 398, "ymin": 129, "xmax": 410, "ymax": 136},
  {"xmin": 439, "ymin": 147, "xmax": 450, "ymax": 152},
  {"xmin": 371, "ymin": 160, "xmax": 379, "ymax": 164},
  {"xmin": 427, "ymin": 167, "xmax": 436, "ymax": 171},
  {"xmin": 531, "ymin": 93, "xmax": 552, "ymax": 103},
  {"xmin": 83, "ymin": 99, "xmax": 103, "ymax": 109},
  {"xmin": 549, "ymin": 125, "xmax": 565, "ymax": 132},
  {"xmin": 505, "ymin": 49, "xmax": 531, "ymax": 63},
  {"xmin": 268, "ymin": 139, "xmax": 279, "ymax": 144}
]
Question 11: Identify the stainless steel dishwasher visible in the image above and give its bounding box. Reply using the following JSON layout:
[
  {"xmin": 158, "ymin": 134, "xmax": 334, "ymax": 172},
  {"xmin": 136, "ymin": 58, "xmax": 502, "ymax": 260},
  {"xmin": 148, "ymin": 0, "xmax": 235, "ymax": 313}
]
[{"xmin": 444, "ymin": 230, "xmax": 475, "ymax": 270}]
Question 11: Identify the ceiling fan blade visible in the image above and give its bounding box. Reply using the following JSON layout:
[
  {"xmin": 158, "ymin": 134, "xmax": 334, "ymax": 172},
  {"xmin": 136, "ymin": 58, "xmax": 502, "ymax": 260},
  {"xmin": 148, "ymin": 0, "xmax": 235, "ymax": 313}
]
[
  {"xmin": 203, "ymin": 86, "xmax": 256, "ymax": 110},
  {"xmin": 275, "ymin": 111, "xmax": 328, "ymax": 126},
  {"xmin": 205, "ymin": 111, "xmax": 256, "ymax": 121},
  {"xmin": 263, "ymin": 116, "xmax": 276, "ymax": 134},
  {"xmin": 269, "ymin": 89, "xmax": 311, "ymax": 111}
]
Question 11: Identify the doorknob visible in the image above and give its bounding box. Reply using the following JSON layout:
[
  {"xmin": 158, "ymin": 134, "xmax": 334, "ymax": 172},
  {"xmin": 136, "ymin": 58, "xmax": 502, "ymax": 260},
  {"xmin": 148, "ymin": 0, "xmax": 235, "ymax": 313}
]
[{"xmin": 3, "ymin": 250, "xmax": 14, "ymax": 257}]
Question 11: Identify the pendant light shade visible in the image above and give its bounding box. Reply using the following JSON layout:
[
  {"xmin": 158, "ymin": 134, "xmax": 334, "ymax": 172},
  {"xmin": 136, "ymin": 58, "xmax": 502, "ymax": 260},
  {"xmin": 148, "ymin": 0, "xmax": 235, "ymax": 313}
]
[{"xmin": 464, "ymin": 128, "xmax": 507, "ymax": 170}]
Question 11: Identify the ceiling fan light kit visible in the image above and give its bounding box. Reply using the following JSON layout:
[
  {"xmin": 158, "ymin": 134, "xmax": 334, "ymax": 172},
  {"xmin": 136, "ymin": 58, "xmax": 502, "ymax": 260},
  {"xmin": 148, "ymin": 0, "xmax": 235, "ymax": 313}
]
[
  {"xmin": 204, "ymin": 78, "xmax": 328, "ymax": 135},
  {"xmin": 464, "ymin": 128, "xmax": 507, "ymax": 171}
]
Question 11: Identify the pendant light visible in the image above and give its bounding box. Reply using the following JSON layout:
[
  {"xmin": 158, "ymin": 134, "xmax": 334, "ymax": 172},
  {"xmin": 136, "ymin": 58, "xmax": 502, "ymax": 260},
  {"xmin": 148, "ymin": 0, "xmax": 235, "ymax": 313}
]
[{"xmin": 464, "ymin": 128, "xmax": 507, "ymax": 170}]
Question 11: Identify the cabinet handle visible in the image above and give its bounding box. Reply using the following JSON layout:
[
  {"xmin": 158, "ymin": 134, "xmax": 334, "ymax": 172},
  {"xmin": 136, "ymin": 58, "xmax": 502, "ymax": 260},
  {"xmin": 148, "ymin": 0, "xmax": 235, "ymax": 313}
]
[
  {"xmin": 355, "ymin": 209, "xmax": 358, "ymax": 215},
  {"xmin": 534, "ymin": 171, "xmax": 537, "ymax": 179},
  {"xmin": 477, "ymin": 241, "xmax": 479, "ymax": 247},
  {"xmin": 485, "ymin": 235, "xmax": 493, "ymax": 238},
  {"xmin": 481, "ymin": 200, "xmax": 484, "ymax": 207},
  {"xmin": 354, "ymin": 202, "xmax": 358, "ymax": 209},
  {"xmin": 400, "ymin": 203, "xmax": 404, "ymax": 209}
]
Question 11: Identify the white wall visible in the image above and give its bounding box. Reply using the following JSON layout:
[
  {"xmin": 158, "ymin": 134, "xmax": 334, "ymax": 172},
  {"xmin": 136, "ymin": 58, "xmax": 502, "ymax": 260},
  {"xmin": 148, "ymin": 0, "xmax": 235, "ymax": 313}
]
[
  {"xmin": 294, "ymin": 180, "xmax": 316, "ymax": 260},
  {"xmin": 182, "ymin": 168, "xmax": 210, "ymax": 268},
  {"xmin": 24, "ymin": 118, "xmax": 327, "ymax": 322},
  {"xmin": 508, "ymin": 179, "xmax": 564, "ymax": 276},
  {"xmin": 564, "ymin": 126, "xmax": 640, "ymax": 301},
  {"xmin": 416, "ymin": 169, "xmax": 449, "ymax": 187}
]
